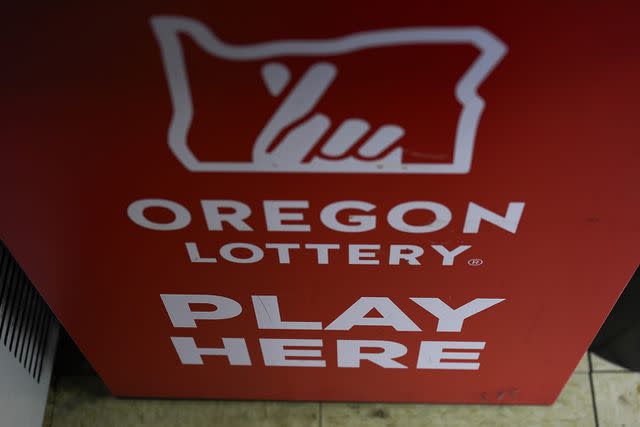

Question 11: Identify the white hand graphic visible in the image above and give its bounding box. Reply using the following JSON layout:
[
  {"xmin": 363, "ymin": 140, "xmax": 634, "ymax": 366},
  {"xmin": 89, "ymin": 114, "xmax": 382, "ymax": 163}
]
[{"xmin": 254, "ymin": 62, "xmax": 405, "ymax": 169}]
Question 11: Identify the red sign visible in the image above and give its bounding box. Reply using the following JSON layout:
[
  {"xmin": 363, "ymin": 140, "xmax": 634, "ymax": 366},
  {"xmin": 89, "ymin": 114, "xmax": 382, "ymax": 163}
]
[{"xmin": 2, "ymin": 3, "xmax": 638, "ymax": 404}]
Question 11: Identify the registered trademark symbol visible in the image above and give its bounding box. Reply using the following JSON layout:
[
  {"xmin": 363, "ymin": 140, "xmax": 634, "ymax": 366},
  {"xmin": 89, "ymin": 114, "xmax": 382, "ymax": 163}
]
[{"xmin": 468, "ymin": 258, "xmax": 484, "ymax": 266}]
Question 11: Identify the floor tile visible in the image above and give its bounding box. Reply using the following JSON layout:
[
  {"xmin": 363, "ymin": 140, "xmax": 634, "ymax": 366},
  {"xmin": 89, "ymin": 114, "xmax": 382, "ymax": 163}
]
[
  {"xmin": 593, "ymin": 372, "xmax": 640, "ymax": 427},
  {"xmin": 42, "ymin": 387, "xmax": 56, "ymax": 427},
  {"xmin": 591, "ymin": 353, "xmax": 628, "ymax": 372},
  {"xmin": 574, "ymin": 353, "xmax": 590, "ymax": 373},
  {"xmin": 322, "ymin": 374, "xmax": 594, "ymax": 427},
  {"xmin": 49, "ymin": 376, "xmax": 319, "ymax": 427}
]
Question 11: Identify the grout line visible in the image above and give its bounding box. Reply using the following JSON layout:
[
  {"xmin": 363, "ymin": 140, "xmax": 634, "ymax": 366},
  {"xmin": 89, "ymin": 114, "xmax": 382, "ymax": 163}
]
[
  {"xmin": 590, "ymin": 370, "xmax": 630, "ymax": 374},
  {"xmin": 588, "ymin": 353, "xmax": 600, "ymax": 427}
]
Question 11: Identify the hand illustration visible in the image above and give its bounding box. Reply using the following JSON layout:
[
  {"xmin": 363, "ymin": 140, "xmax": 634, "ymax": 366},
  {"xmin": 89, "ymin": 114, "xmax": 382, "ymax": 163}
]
[{"xmin": 254, "ymin": 62, "xmax": 405, "ymax": 169}]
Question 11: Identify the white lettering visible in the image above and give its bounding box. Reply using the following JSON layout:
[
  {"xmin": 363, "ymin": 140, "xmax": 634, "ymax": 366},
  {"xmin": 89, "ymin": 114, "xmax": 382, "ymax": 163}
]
[
  {"xmin": 185, "ymin": 242, "xmax": 217, "ymax": 263},
  {"xmin": 252, "ymin": 296, "xmax": 322, "ymax": 330},
  {"xmin": 463, "ymin": 202, "xmax": 525, "ymax": 234},
  {"xmin": 170, "ymin": 337, "xmax": 251, "ymax": 365},
  {"xmin": 201, "ymin": 200, "xmax": 253, "ymax": 231},
  {"xmin": 263, "ymin": 200, "xmax": 310, "ymax": 232},
  {"xmin": 320, "ymin": 201, "xmax": 376, "ymax": 232},
  {"xmin": 160, "ymin": 294, "xmax": 242, "ymax": 328},
  {"xmin": 304, "ymin": 243, "xmax": 340, "ymax": 264},
  {"xmin": 265, "ymin": 243, "xmax": 300, "ymax": 264},
  {"xmin": 389, "ymin": 245, "xmax": 424, "ymax": 265},
  {"xmin": 417, "ymin": 341, "xmax": 485, "ymax": 370},
  {"xmin": 127, "ymin": 199, "xmax": 191, "ymax": 231},
  {"xmin": 337, "ymin": 340, "xmax": 407, "ymax": 368},
  {"xmin": 259, "ymin": 339, "xmax": 326, "ymax": 367},
  {"xmin": 219, "ymin": 243, "xmax": 264, "ymax": 263},
  {"xmin": 325, "ymin": 297, "xmax": 421, "ymax": 331},
  {"xmin": 431, "ymin": 245, "xmax": 471, "ymax": 266},
  {"xmin": 387, "ymin": 201, "xmax": 452, "ymax": 233},
  {"xmin": 348, "ymin": 244, "xmax": 380, "ymax": 265},
  {"xmin": 411, "ymin": 298, "xmax": 504, "ymax": 332}
]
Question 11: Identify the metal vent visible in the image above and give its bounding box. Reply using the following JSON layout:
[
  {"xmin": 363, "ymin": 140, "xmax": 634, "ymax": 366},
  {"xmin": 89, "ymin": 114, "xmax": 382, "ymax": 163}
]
[{"xmin": 0, "ymin": 241, "xmax": 54, "ymax": 383}]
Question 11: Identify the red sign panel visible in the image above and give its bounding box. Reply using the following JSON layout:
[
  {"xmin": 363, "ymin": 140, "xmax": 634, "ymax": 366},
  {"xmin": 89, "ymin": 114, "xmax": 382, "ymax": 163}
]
[{"xmin": 2, "ymin": 3, "xmax": 638, "ymax": 404}]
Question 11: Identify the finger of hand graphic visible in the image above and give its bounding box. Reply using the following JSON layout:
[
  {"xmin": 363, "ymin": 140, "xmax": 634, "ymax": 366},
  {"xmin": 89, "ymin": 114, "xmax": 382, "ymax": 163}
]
[
  {"xmin": 268, "ymin": 114, "xmax": 331, "ymax": 165},
  {"xmin": 256, "ymin": 62, "xmax": 337, "ymax": 155},
  {"xmin": 358, "ymin": 125, "xmax": 405, "ymax": 158},
  {"xmin": 320, "ymin": 119, "xmax": 370, "ymax": 157}
]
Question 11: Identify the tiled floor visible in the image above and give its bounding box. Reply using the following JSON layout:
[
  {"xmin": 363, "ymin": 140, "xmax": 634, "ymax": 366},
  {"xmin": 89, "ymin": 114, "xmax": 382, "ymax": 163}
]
[{"xmin": 42, "ymin": 353, "xmax": 638, "ymax": 427}]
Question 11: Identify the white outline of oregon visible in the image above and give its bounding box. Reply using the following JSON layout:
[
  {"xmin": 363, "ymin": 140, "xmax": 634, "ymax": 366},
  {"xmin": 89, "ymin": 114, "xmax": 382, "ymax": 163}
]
[{"xmin": 151, "ymin": 16, "xmax": 507, "ymax": 174}]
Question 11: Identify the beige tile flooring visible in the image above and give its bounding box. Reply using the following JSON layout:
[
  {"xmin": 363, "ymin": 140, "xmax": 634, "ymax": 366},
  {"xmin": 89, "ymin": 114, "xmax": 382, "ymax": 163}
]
[{"xmin": 42, "ymin": 353, "xmax": 639, "ymax": 427}]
